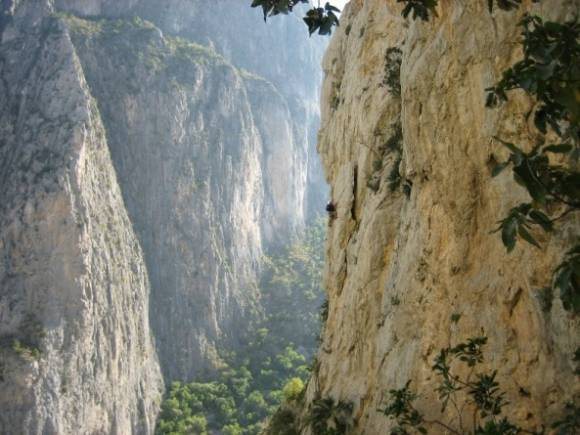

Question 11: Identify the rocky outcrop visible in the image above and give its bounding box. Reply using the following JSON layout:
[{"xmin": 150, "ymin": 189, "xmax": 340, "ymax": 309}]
[
  {"xmin": 311, "ymin": 0, "xmax": 579, "ymax": 433},
  {"xmin": 0, "ymin": 0, "xmax": 327, "ymax": 432},
  {"xmin": 0, "ymin": 15, "xmax": 162, "ymax": 434}
]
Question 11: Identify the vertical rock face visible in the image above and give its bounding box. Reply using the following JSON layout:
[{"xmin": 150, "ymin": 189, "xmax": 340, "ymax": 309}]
[
  {"xmin": 133, "ymin": 1, "xmax": 329, "ymax": 225},
  {"xmin": 47, "ymin": 1, "xmax": 327, "ymax": 380},
  {"xmin": 142, "ymin": 1, "xmax": 329, "ymax": 240},
  {"xmin": 0, "ymin": 13, "xmax": 162, "ymax": 434},
  {"xmin": 313, "ymin": 0, "xmax": 579, "ymax": 433},
  {"xmin": 53, "ymin": 0, "xmax": 328, "ymax": 242},
  {"xmin": 62, "ymin": 16, "xmax": 268, "ymax": 380},
  {"xmin": 0, "ymin": 0, "xmax": 327, "ymax": 432}
]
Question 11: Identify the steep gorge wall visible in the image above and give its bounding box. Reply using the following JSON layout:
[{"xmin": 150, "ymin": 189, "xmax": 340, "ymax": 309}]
[
  {"xmin": 54, "ymin": 0, "xmax": 328, "ymax": 233},
  {"xmin": 0, "ymin": 15, "xmax": 163, "ymax": 433},
  {"xmin": 0, "ymin": 0, "xmax": 327, "ymax": 432},
  {"xmin": 63, "ymin": 15, "xmax": 269, "ymax": 381},
  {"xmin": 51, "ymin": 1, "xmax": 327, "ymax": 381},
  {"xmin": 311, "ymin": 0, "xmax": 579, "ymax": 433}
]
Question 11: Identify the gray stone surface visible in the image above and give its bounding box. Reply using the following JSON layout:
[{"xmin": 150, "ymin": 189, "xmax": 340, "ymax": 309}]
[{"xmin": 0, "ymin": 15, "xmax": 163, "ymax": 434}]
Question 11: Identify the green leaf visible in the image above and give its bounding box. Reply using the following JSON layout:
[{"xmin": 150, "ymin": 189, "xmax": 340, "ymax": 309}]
[
  {"xmin": 492, "ymin": 162, "xmax": 509, "ymax": 177},
  {"xmin": 325, "ymin": 2, "xmax": 341, "ymax": 13},
  {"xmin": 485, "ymin": 91, "xmax": 498, "ymax": 107},
  {"xmin": 543, "ymin": 144, "xmax": 573, "ymax": 154},
  {"xmin": 518, "ymin": 225, "xmax": 541, "ymax": 249},
  {"xmin": 501, "ymin": 218, "xmax": 517, "ymax": 252},
  {"xmin": 494, "ymin": 137, "xmax": 522, "ymax": 155},
  {"xmin": 513, "ymin": 162, "xmax": 547, "ymax": 205},
  {"xmin": 555, "ymin": 266, "xmax": 572, "ymax": 292},
  {"xmin": 529, "ymin": 210, "xmax": 553, "ymax": 232},
  {"xmin": 554, "ymin": 86, "xmax": 580, "ymax": 123}
]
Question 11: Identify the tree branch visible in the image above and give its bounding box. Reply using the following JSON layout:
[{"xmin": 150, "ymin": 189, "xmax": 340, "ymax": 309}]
[{"xmin": 424, "ymin": 418, "xmax": 463, "ymax": 435}]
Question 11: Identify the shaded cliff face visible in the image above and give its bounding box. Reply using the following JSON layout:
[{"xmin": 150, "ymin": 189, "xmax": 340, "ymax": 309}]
[
  {"xmin": 60, "ymin": 15, "xmax": 287, "ymax": 380},
  {"xmin": 137, "ymin": 0, "xmax": 329, "ymax": 237},
  {"xmin": 0, "ymin": 16, "xmax": 162, "ymax": 434},
  {"xmin": 0, "ymin": 1, "xmax": 327, "ymax": 430},
  {"xmin": 53, "ymin": 0, "xmax": 328, "ymax": 239},
  {"xmin": 312, "ymin": 0, "xmax": 579, "ymax": 433},
  {"xmin": 49, "ymin": 3, "xmax": 327, "ymax": 380}
]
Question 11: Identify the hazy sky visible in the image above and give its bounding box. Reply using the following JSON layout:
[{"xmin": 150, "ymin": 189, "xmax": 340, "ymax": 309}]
[
  {"xmin": 329, "ymin": 0, "xmax": 349, "ymax": 11},
  {"xmin": 312, "ymin": 0, "xmax": 349, "ymax": 10}
]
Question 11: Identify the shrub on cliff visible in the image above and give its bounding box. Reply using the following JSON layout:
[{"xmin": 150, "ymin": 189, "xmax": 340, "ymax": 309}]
[
  {"xmin": 282, "ymin": 377, "xmax": 305, "ymax": 402},
  {"xmin": 380, "ymin": 336, "xmax": 579, "ymax": 434}
]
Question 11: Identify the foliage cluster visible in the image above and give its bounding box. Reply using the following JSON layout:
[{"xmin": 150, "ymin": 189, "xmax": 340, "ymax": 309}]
[
  {"xmin": 398, "ymin": 0, "xmax": 439, "ymax": 21},
  {"xmin": 381, "ymin": 336, "xmax": 580, "ymax": 435},
  {"xmin": 248, "ymin": 0, "xmax": 450, "ymax": 35},
  {"xmin": 369, "ymin": 45, "xmax": 410, "ymax": 196},
  {"xmin": 268, "ymin": 407, "xmax": 301, "ymax": 435},
  {"xmin": 0, "ymin": 313, "xmax": 45, "ymax": 363},
  {"xmin": 486, "ymin": 14, "xmax": 580, "ymax": 314},
  {"xmin": 259, "ymin": 218, "xmax": 327, "ymax": 349},
  {"xmin": 282, "ymin": 377, "xmax": 306, "ymax": 402},
  {"xmin": 382, "ymin": 47, "xmax": 403, "ymax": 97},
  {"xmin": 365, "ymin": 46, "xmax": 405, "ymax": 193},
  {"xmin": 156, "ymin": 220, "xmax": 326, "ymax": 434},
  {"xmin": 367, "ymin": 123, "xmax": 405, "ymax": 195},
  {"xmin": 307, "ymin": 397, "xmax": 354, "ymax": 435},
  {"xmin": 251, "ymin": 0, "xmax": 340, "ymax": 36},
  {"xmin": 267, "ymin": 393, "xmax": 354, "ymax": 435}
]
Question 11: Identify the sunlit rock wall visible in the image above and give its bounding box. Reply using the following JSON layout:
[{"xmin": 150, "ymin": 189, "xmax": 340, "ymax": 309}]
[{"xmin": 311, "ymin": 0, "xmax": 579, "ymax": 433}]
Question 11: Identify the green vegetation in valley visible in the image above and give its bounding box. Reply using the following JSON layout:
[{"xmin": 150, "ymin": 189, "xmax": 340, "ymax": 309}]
[{"xmin": 156, "ymin": 219, "xmax": 327, "ymax": 435}]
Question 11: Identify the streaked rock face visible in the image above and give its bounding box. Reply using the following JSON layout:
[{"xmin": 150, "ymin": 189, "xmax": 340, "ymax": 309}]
[
  {"xmin": 311, "ymin": 0, "xmax": 579, "ymax": 433},
  {"xmin": 62, "ymin": 16, "xmax": 269, "ymax": 381},
  {"xmin": 0, "ymin": 16, "xmax": 163, "ymax": 433},
  {"xmin": 0, "ymin": 1, "xmax": 327, "ymax": 433}
]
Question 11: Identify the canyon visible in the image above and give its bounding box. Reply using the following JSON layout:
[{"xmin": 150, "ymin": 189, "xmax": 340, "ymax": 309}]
[
  {"xmin": 0, "ymin": 1, "xmax": 325, "ymax": 433},
  {"xmin": 0, "ymin": 0, "xmax": 578, "ymax": 434}
]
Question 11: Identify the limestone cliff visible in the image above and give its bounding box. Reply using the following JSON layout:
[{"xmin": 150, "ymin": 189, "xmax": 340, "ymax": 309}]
[
  {"xmin": 61, "ymin": 15, "xmax": 271, "ymax": 381},
  {"xmin": 0, "ymin": 14, "xmax": 162, "ymax": 434},
  {"xmin": 309, "ymin": 0, "xmax": 579, "ymax": 433},
  {"xmin": 0, "ymin": 0, "xmax": 327, "ymax": 432},
  {"xmin": 50, "ymin": 1, "xmax": 327, "ymax": 381}
]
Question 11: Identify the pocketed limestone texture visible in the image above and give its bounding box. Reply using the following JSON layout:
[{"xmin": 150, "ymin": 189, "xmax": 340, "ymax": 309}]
[{"xmin": 310, "ymin": 0, "xmax": 579, "ymax": 433}]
